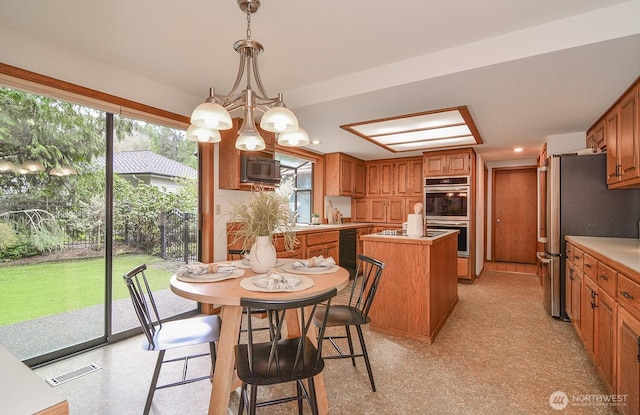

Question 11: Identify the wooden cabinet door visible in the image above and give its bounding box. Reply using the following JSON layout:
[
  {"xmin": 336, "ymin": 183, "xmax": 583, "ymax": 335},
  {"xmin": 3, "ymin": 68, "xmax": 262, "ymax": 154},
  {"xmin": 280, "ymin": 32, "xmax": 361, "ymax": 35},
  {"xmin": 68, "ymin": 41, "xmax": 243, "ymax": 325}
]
[
  {"xmin": 369, "ymin": 199, "xmax": 387, "ymax": 222},
  {"xmin": 352, "ymin": 199, "xmax": 369, "ymax": 222},
  {"xmin": 617, "ymin": 306, "xmax": 640, "ymax": 415},
  {"xmin": 606, "ymin": 109, "xmax": 620, "ymax": 184},
  {"xmin": 339, "ymin": 156, "xmax": 354, "ymax": 196},
  {"xmin": 379, "ymin": 161, "xmax": 394, "ymax": 196},
  {"xmin": 356, "ymin": 226, "xmax": 372, "ymax": 257},
  {"xmin": 394, "ymin": 160, "xmax": 410, "ymax": 196},
  {"xmin": 424, "ymin": 155, "xmax": 446, "ymax": 176},
  {"xmin": 353, "ymin": 160, "xmax": 366, "ymax": 198},
  {"xmin": 582, "ymin": 276, "xmax": 597, "ymax": 358},
  {"xmin": 571, "ymin": 268, "xmax": 583, "ymax": 335},
  {"xmin": 409, "ymin": 159, "xmax": 424, "ymax": 196},
  {"xmin": 387, "ymin": 199, "xmax": 405, "ymax": 223},
  {"xmin": 619, "ymin": 86, "xmax": 639, "ymax": 182},
  {"xmin": 566, "ymin": 261, "xmax": 576, "ymax": 319},
  {"xmin": 596, "ymin": 290, "xmax": 617, "ymax": 393},
  {"xmin": 447, "ymin": 153, "xmax": 470, "ymax": 175},
  {"xmin": 594, "ymin": 119, "xmax": 606, "ymax": 150},
  {"xmin": 366, "ymin": 162, "xmax": 380, "ymax": 196}
]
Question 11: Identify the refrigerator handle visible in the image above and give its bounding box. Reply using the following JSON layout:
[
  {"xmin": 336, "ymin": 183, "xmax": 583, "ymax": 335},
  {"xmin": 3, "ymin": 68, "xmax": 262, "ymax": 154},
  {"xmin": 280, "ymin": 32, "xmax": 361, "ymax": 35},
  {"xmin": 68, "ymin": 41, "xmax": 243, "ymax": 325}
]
[
  {"xmin": 536, "ymin": 251, "xmax": 551, "ymax": 263},
  {"xmin": 537, "ymin": 166, "xmax": 548, "ymax": 244}
]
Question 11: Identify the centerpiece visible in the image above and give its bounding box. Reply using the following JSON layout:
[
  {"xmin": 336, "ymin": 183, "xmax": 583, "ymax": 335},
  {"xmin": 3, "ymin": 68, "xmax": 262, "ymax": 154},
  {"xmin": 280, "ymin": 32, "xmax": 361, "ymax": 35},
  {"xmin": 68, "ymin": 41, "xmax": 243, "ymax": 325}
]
[{"xmin": 227, "ymin": 185, "xmax": 298, "ymax": 273}]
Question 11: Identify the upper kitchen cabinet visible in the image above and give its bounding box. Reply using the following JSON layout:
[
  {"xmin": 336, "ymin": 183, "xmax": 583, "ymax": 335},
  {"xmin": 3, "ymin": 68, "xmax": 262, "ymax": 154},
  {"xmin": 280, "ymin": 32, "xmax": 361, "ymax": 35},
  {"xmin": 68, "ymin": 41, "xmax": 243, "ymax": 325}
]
[
  {"xmin": 219, "ymin": 118, "xmax": 276, "ymax": 190},
  {"xmin": 424, "ymin": 149, "xmax": 472, "ymax": 177},
  {"xmin": 597, "ymin": 77, "xmax": 640, "ymax": 189},
  {"xmin": 586, "ymin": 119, "xmax": 606, "ymax": 152},
  {"xmin": 393, "ymin": 157, "xmax": 423, "ymax": 197},
  {"xmin": 366, "ymin": 161, "xmax": 394, "ymax": 197},
  {"xmin": 325, "ymin": 152, "xmax": 365, "ymax": 198},
  {"xmin": 366, "ymin": 157, "xmax": 422, "ymax": 197}
]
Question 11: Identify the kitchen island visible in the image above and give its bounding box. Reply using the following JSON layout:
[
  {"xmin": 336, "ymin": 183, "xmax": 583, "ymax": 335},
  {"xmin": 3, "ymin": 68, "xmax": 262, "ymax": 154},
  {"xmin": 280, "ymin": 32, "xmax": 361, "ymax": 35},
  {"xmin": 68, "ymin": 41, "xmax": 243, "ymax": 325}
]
[{"xmin": 361, "ymin": 230, "xmax": 459, "ymax": 343}]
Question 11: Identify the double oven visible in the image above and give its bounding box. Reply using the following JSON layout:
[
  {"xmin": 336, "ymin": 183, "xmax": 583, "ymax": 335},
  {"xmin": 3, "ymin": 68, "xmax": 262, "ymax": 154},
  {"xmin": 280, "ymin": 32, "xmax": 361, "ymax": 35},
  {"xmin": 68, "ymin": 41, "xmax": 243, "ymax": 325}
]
[{"xmin": 424, "ymin": 176, "xmax": 470, "ymax": 257}]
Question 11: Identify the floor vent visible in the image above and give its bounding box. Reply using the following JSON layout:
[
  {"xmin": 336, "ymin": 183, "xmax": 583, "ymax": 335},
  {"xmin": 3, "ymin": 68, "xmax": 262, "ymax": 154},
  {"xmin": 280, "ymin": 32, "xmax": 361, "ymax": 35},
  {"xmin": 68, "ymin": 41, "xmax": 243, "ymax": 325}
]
[{"xmin": 46, "ymin": 363, "xmax": 102, "ymax": 387}]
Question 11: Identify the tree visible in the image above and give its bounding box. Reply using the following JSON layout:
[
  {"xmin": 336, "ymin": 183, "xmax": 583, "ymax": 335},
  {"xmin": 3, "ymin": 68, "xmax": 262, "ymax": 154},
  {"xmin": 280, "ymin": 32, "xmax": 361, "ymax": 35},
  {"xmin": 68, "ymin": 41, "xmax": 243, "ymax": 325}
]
[{"xmin": 0, "ymin": 87, "xmax": 105, "ymax": 170}]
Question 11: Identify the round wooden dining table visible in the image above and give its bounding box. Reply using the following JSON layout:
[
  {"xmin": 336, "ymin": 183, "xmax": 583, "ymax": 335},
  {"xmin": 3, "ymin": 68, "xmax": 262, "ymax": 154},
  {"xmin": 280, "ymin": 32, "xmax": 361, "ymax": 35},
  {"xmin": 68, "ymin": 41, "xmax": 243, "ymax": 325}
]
[{"xmin": 170, "ymin": 259, "xmax": 350, "ymax": 415}]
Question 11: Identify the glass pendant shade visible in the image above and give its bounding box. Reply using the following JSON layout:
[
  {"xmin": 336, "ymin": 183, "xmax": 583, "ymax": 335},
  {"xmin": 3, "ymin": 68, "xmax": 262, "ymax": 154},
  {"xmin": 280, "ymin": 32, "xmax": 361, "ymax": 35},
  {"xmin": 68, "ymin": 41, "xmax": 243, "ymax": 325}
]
[
  {"xmin": 21, "ymin": 160, "xmax": 45, "ymax": 173},
  {"xmin": 278, "ymin": 128, "xmax": 310, "ymax": 147},
  {"xmin": 235, "ymin": 107, "xmax": 266, "ymax": 151},
  {"xmin": 260, "ymin": 106, "xmax": 298, "ymax": 133},
  {"xmin": 236, "ymin": 132, "xmax": 266, "ymax": 151},
  {"xmin": 0, "ymin": 160, "xmax": 16, "ymax": 172},
  {"xmin": 60, "ymin": 165, "xmax": 77, "ymax": 175},
  {"xmin": 50, "ymin": 165, "xmax": 77, "ymax": 176},
  {"xmin": 190, "ymin": 102, "xmax": 233, "ymax": 130},
  {"xmin": 186, "ymin": 125, "xmax": 221, "ymax": 143}
]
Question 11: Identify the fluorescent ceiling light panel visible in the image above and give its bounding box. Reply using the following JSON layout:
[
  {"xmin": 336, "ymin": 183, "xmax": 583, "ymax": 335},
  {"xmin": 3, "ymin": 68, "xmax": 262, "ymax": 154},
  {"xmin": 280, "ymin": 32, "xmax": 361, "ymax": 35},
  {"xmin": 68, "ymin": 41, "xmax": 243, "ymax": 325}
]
[{"xmin": 341, "ymin": 106, "xmax": 483, "ymax": 153}]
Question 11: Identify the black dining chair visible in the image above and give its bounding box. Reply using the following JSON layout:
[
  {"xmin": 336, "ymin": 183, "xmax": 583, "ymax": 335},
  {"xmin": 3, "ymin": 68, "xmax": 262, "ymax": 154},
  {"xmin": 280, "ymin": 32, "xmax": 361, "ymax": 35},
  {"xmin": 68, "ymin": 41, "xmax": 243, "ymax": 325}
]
[
  {"xmin": 123, "ymin": 264, "xmax": 221, "ymax": 415},
  {"xmin": 228, "ymin": 249, "xmax": 273, "ymax": 337},
  {"xmin": 313, "ymin": 254, "xmax": 384, "ymax": 392},
  {"xmin": 235, "ymin": 288, "xmax": 337, "ymax": 415}
]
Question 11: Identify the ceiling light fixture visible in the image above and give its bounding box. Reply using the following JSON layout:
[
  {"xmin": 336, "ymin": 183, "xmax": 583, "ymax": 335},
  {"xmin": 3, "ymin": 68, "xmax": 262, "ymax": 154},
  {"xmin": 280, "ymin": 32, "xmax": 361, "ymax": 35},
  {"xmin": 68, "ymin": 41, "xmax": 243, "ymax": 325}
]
[
  {"xmin": 341, "ymin": 106, "xmax": 483, "ymax": 153},
  {"xmin": 189, "ymin": 0, "xmax": 307, "ymax": 149}
]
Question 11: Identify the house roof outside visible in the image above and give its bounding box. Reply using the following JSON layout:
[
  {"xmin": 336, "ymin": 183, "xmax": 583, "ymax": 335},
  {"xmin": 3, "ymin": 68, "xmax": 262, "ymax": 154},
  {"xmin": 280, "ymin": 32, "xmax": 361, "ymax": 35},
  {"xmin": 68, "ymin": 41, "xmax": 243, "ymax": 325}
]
[{"xmin": 97, "ymin": 151, "xmax": 197, "ymax": 179}]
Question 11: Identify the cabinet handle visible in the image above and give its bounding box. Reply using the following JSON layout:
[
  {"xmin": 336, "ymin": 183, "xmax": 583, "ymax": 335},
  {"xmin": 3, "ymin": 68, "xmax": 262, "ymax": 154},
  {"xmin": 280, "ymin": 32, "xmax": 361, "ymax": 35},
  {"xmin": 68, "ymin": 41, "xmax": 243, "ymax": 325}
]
[
  {"xmin": 574, "ymin": 255, "xmax": 580, "ymax": 260},
  {"xmin": 591, "ymin": 301, "xmax": 597, "ymax": 309},
  {"xmin": 569, "ymin": 269, "xmax": 574, "ymax": 281},
  {"xmin": 599, "ymin": 274, "xmax": 609, "ymax": 281},
  {"xmin": 621, "ymin": 291, "xmax": 634, "ymax": 300},
  {"xmin": 584, "ymin": 263, "xmax": 592, "ymax": 268}
]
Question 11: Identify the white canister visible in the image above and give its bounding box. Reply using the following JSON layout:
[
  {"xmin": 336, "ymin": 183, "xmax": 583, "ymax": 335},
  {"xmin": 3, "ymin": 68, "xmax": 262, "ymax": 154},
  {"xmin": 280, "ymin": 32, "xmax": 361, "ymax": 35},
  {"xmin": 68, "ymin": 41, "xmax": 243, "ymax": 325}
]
[{"xmin": 406, "ymin": 214, "xmax": 423, "ymax": 237}]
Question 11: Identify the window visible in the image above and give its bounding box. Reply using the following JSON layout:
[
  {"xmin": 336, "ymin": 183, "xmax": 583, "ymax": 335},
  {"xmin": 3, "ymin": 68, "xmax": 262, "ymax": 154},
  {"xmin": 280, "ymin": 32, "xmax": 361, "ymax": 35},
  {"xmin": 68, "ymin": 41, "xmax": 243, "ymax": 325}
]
[{"xmin": 276, "ymin": 153, "xmax": 313, "ymax": 223}]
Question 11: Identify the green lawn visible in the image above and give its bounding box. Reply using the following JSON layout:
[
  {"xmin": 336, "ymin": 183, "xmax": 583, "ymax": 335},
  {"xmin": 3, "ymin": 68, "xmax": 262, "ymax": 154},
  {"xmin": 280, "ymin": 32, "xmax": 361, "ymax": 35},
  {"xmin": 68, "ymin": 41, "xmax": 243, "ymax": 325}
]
[{"xmin": 0, "ymin": 254, "xmax": 174, "ymax": 326}]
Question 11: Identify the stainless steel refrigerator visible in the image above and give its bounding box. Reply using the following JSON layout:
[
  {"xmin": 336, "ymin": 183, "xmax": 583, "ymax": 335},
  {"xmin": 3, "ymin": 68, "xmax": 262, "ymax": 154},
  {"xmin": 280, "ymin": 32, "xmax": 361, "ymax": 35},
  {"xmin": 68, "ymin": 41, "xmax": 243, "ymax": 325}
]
[{"xmin": 538, "ymin": 153, "xmax": 640, "ymax": 319}]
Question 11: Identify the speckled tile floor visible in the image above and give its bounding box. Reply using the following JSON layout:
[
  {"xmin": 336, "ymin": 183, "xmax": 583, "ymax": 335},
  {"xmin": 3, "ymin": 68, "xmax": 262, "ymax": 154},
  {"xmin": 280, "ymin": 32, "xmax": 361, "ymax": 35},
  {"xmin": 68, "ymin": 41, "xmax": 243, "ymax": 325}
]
[{"xmin": 34, "ymin": 270, "xmax": 619, "ymax": 414}]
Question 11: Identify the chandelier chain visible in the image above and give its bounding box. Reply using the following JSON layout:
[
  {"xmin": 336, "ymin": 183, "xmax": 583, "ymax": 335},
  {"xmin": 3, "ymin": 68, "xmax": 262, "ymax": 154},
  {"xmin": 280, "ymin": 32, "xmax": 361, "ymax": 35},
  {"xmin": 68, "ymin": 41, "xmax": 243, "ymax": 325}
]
[{"xmin": 246, "ymin": 5, "xmax": 252, "ymax": 40}]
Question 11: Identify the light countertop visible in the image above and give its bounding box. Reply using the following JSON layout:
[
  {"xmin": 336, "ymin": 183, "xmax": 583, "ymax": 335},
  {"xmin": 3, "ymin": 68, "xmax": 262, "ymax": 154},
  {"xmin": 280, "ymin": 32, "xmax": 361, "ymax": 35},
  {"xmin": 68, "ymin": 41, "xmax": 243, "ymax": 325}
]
[
  {"xmin": 361, "ymin": 229, "xmax": 459, "ymax": 244},
  {"xmin": 566, "ymin": 236, "xmax": 640, "ymax": 277}
]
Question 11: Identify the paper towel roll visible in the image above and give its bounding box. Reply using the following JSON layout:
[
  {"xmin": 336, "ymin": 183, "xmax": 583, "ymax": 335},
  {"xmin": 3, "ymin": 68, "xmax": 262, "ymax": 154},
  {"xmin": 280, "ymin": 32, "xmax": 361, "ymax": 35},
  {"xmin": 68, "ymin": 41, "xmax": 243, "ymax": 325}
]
[{"xmin": 406, "ymin": 214, "xmax": 423, "ymax": 237}]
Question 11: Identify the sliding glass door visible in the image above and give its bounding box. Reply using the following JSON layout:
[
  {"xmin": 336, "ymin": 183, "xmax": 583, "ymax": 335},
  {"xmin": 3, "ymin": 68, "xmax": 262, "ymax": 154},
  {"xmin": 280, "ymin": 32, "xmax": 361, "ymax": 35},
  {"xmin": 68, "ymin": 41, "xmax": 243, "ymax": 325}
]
[
  {"xmin": 0, "ymin": 87, "xmax": 107, "ymax": 364},
  {"xmin": 0, "ymin": 86, "xmax": 199, "ymax": 364},
  {"xmin": 109, "ymin": 115, "xmax": 198, "ymax": 337}
]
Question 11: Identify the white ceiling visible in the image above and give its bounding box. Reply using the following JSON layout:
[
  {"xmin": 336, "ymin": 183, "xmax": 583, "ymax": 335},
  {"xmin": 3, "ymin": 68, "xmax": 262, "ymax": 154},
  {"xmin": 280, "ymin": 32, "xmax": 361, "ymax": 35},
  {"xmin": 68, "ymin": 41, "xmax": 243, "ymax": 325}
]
[{"xmin": 1, "ymin": 0, "xmax": 639, "ymax": 162}]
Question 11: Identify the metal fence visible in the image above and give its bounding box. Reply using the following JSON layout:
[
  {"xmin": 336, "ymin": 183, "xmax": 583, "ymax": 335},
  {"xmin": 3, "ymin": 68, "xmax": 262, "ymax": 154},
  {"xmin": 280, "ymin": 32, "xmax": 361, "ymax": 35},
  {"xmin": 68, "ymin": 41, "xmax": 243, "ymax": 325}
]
[
  {"xmin": 1, "ymin": 206, "xmax": 198, "ymax": 263},
  {"xmin": 159, "ymin": 209, "xmax": 198, "ymax": 263}
]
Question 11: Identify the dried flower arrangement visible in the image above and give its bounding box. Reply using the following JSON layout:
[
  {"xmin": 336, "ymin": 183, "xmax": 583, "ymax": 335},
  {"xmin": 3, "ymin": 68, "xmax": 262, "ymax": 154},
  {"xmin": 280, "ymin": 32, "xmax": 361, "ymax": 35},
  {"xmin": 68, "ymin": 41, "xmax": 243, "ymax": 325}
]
[{"xmin": 227, "ymin": 186, "xmax": 298, "ymax": 253}]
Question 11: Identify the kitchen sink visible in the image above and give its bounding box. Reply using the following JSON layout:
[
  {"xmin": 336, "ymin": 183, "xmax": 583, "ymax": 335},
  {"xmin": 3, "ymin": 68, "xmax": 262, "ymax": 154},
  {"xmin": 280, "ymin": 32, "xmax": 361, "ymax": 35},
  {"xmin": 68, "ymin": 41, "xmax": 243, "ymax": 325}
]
[{"xmin": 425, "ymin": 230, "xmax": 447, "ymax": 237}]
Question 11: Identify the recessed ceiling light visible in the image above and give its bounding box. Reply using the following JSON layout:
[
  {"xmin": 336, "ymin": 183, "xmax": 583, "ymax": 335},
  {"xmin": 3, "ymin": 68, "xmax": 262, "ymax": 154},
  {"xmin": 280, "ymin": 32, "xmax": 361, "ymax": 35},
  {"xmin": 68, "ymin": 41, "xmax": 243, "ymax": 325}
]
[
  {"xmin": 514, "ymin": 147, "xmax": 524, "ymax": 152},
  {"xmin": 311, "ymin": 140, "xmax": 321, "ymax": 145},
  {"xmin": 340, "ymin": 106, "xmax": 482, "ymax": 153}
]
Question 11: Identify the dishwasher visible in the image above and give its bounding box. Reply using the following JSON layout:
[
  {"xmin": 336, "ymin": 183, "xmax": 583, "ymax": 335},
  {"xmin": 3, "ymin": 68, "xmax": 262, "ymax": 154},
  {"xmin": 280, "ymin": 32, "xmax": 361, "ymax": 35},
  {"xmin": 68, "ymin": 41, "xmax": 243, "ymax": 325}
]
[{"xmin": 339, "ymin": 229, "xmax": 357, "ymax": 279}]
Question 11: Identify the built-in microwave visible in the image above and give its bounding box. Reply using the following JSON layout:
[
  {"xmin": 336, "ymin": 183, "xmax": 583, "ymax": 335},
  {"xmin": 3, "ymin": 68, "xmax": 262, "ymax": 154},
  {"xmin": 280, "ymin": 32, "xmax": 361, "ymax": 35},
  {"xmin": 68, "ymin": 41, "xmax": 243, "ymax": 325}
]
[{"xmin": 240, "ymin": 155, "xmax": 281, "ymax": 185}]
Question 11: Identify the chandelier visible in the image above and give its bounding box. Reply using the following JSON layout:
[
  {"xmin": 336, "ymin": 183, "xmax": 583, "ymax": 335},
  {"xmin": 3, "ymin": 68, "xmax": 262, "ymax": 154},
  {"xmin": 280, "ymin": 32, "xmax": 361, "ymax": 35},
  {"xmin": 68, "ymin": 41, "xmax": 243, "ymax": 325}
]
[{"xmin": 188, "ymin": 0, "xmax": 309, "ymax": 150}]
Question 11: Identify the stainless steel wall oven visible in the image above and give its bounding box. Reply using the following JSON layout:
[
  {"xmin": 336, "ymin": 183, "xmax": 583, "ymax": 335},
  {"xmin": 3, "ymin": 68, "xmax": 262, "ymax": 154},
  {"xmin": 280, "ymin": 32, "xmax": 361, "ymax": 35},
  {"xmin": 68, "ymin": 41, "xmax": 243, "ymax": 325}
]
[
  {"xmin": 424, "ymin": 176, "xmax": 470, "ymax": 221},
  {"xmin": 424, "ymin": 176, "xmax": 470, "ymax": 257},
  {"xmin": 425, "ymin": 220, "xmax": 469, "ymax": 257}
]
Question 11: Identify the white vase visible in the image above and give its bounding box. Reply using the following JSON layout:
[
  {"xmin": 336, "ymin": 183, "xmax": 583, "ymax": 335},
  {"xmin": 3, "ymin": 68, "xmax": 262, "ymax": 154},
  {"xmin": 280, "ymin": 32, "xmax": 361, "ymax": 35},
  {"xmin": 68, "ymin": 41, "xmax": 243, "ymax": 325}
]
[{"xmin": 249, "ymin": 235, "xmax": 277, "ymax": 273}]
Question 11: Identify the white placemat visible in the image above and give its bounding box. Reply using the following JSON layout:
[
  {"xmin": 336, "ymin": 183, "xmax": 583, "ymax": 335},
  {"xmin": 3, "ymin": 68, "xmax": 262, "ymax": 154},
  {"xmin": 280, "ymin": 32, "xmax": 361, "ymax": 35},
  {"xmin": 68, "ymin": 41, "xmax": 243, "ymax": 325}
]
[
  {"xmin": 239, "ymin": 274, "xmax": 314, "ymax": 292},
  {"xmin": 177, "ymin": 269, "xmax": 245, "ymax": 283},
  {"xmin": 282, "ymin": 262, "xmax": 339, "ymax": 275}
]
